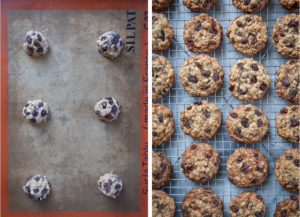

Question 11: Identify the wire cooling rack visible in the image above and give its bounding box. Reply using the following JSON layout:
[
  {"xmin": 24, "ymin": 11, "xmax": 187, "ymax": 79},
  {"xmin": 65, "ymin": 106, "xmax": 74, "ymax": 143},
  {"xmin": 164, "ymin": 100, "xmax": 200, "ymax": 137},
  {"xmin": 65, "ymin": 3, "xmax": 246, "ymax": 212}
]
[{"xmin": 153, "ymin": 0, "xmax": 299, "ymax": 216}]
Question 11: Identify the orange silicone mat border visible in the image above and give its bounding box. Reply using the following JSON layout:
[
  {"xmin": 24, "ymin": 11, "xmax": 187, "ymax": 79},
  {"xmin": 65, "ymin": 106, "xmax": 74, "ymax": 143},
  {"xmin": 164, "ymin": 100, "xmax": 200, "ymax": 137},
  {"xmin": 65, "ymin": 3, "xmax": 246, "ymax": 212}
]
[{"xmin": 0, "ymin": 0, "xmax": 148, "ymax": 217}]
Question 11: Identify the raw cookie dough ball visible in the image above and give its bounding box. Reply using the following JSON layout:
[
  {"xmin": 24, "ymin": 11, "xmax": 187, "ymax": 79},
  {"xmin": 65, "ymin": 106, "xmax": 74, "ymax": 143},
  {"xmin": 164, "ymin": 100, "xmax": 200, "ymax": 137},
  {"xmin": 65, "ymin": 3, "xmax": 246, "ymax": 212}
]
[
  {"xmin": 22, "ymin": 99, "xmax": 50, "ymax": 124},
  {"xmin": 96, "ymin": 31, "xmax": 124, "ymax": 59},
  {"xmin": 23, "ymin": 30, "xmax": 49, "ymax": 57},
  {"xmin": 23, "ymin": 174, "xmax": 51, "ymax": 201},
  {"xmin": 97, "ymin": 173, "xmax": 123, "ymax": 199},
  {"xmin": 94, "ymin": 97, "xmax": 121, "ymax": 122}
]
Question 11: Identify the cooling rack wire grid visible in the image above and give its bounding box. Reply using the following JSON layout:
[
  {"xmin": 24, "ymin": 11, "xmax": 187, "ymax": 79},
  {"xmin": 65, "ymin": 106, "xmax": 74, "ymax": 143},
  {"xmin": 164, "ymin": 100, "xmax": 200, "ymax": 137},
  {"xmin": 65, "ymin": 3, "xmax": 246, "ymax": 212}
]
[{"xmin": 153, "ymin": 0, "xmax": 299, "ymax": 216}]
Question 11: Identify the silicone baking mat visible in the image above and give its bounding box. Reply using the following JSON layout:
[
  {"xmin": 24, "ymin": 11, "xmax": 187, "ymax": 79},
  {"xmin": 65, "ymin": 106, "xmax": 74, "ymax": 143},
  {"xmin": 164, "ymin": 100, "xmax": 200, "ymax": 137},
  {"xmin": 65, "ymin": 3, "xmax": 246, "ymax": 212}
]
[
  {"xmin": 1, "ymin": 0, "xmax": 147, "ymax": 217},
  {"xmin": 153, "ymin": 0, "xmax": 298, "ymax": 216}
]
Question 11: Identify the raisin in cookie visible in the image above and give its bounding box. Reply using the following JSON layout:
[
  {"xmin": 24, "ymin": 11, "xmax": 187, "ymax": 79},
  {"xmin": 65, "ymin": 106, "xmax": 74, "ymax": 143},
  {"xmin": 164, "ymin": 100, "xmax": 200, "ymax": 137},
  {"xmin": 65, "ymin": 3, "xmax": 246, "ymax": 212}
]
[
  {"xmin": 272, "ymin": 14, "xmax": 300, "ymax": 58},
  {"xmin": 227, "ymin": 147, "xmax": 268, "ymax": 188},
  {"xmin": 274, "ymin": 149, "xmax": 300, "ymax": 193},
  {"xmin": 183, "ymin": 13, "xmax": 223, "ymax": 53},
  {"xmin": 226, "ymin": 15, "xmax": 268, "ymax": 56},
  {"xmin": 153, "ymin": 13, "xmax": 174, "ymax": 51},
  {"xmin": 153, "ymin": 190, "xmax": 176, "ymax": 217},
  {"xmin": 232, "ymin": 0, "xmax": 269, "ymax": 13},
  {"xmin": 274, "ymin": 195, "xmax": 299, "ymax": 217},
  {"xmin": 226, "ymin": 104, "xmax": 269, "ymax": 144},
  {"xmin": 229, "ymin": 191, "xmax": 266, "ymax": 217},
  {"xmin": 180, "ymin": 143, "xmax": 220, "ymax": 183},
  {"xmin": 279, "ymin": 0, "xmax": 299, "ymax": 13},
  {"xmin": 23, "ymin": 30, "xmax": 49, "ymax": 57},
  {"xmin": 152, "ymin": 151, "xmax": 173, "ymax": 189},
  {"xmin": 152, "ymin": 103, "xmax": 174, "ymax": 146},
  {"xmin": 229, "ymin": 58, "xmax": 270, "ymax": 101},
  {"xmin": 180, "ymin": 101, "xmax": 221, "ymax": 140},
  {"xmin": 275, "ymin": 59, "xmax": 300, "ymax": 104},
  {"xmin": 153, "ymin": 0, "xmax": 173, "ymax": 10},
  {"xmin": 152, "ymin": 54, "xmax": 175, "ymax": 100},
  {"xmin": 276, "ymin": 105, "xmax": 300, "ymax": 144},
  {"xmin": 179, "ymin": 54, "xmax": 224, "ymax": 97},
  {"xmin": 183, "ymin": 0, "xmax": 217, "ymax": 12},
  {"xmin": 181, "ymin": 187, "xmax": 223, "ymax": 217}
]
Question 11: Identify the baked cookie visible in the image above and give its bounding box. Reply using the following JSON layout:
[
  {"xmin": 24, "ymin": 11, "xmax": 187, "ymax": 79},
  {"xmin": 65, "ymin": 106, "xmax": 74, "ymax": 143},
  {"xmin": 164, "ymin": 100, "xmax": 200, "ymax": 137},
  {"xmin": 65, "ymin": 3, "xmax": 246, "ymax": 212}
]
[
  {"xmin": 23, "ymin": 174, "xmax": 51, "ymax": 201},
  {"xmin": 23, "ymin": 30, "xmax": 49, "ymax": 57},
  {"xmin": 229, "ymin": 58, "xmax": 270, "ymax": 101},
  {"xmin": 232, "ymin": 0, "xmax": 269, "ymax": 13},
  {"xmin": 22, "ymin": 99, "xmax": 50, "ymax": 124},
  {"xmin": 279, "ymin": 0, "xmax": 299, "ymax": 13},
  {"xmin": 226, "ymin": 104, "xmax": 269, "ymax": 144},
  {"xmin": 179, "ymin": 54, "xmax": 224, "ymax": 97},
  {"xmin": 183, "ymin": 0, "xmax": 217, "ymax": 12},
  {"xmin": 275, "ymin": 59, "xmax": 300, "ymax": 104},
  {"xmin": 152, "ymin": 0, "xmax": 173, "ymax": 10},
  {"xmin": 276, "ymin": 105, "xmax": 300, "ymax": 144},
  {"xmin": 227, "ymin": 147, "xmax": 268, "ymax": 188},
  {"xmin": 274, "ymin": 195, "xmax": 299, "ymax": 217},
  {"xmin": 153, "ymin": 190, "xmax": 176, "ymax": 217},
  {"xmin": 183, "ymin": 13, "xmax": 223, "ymax": 53},
  {"xmin": 152, "ymin": 103, "xmax": 174, "ymax": 146},
  {"xmin": 272, "ymin": 14, "xmax": 300, "ymax": 58},
  {"xmin": 226, "ymin": 15, "xmax": 268, "ymax": 55},
  {"xmin": 274, "ymin": 149, "xmax": 300, "ymax": 193},
  {"xmin": 152, "ymin": 13, "xmax": 174, "ymax": 51},
  {"xmin": 180, "ymin": 100, "xmax": 221, "ymax": 140},
  {"xmin": 152, "ymin": 54, "xmax": 175, "ymax": 100},
  {"xmin": 229, "ymin": 191, "xmax": 266, "ymax": 217},
  {"xmin": 152, "ymin": 151, "xmax": 173, "ymax": 189},
  {"xmin": 180, "ymin": 143, "xmax": 220, "ymax": 183},
  {"xmin": 181, "ymin": 187, "xmax": 223, "ymax": 217},
  {"xmin": 97, "ymin": 173, "xmax": 123, "ymax": 198},
  {"xmin": 96, "ymin": 31, "xmax": 123, "ymax": 59},
  {"xmin": 94, "ymin": 97, "xmax": 121, "ymax": 122}
]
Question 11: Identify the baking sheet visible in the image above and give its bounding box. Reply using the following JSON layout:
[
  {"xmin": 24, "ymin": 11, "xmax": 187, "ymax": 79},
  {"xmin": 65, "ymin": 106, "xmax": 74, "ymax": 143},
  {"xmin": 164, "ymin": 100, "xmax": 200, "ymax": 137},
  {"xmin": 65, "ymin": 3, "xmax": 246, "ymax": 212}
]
[
  {"xmin": 153, "ymin": 0, "xmax": 298, "ymax": 216},
  {"xmin": 7, "ymin": 9, "xmax": 141, "ymax": 211}
]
